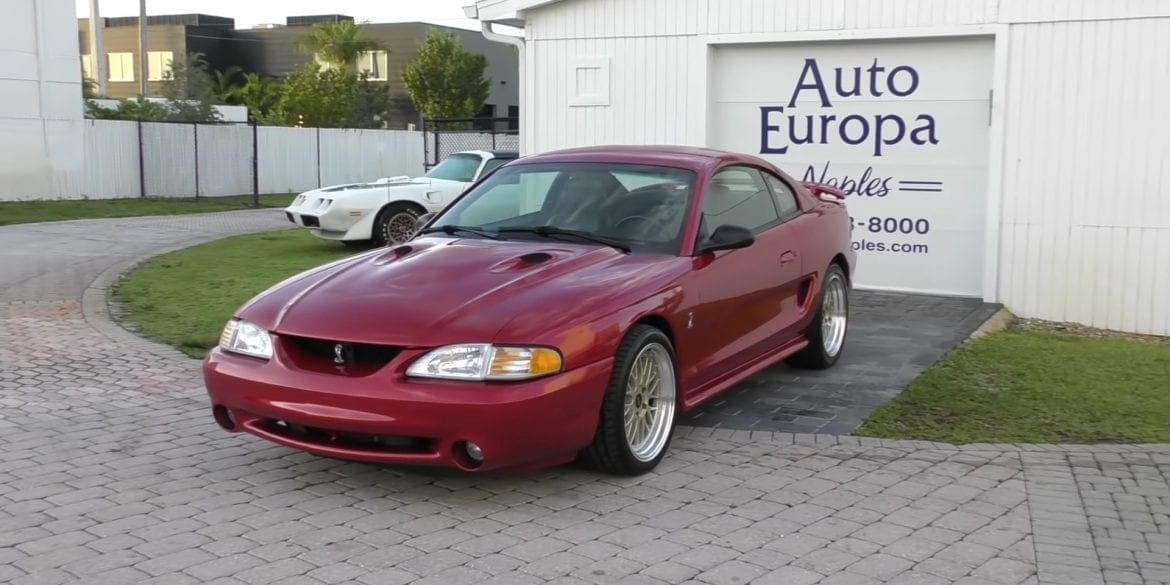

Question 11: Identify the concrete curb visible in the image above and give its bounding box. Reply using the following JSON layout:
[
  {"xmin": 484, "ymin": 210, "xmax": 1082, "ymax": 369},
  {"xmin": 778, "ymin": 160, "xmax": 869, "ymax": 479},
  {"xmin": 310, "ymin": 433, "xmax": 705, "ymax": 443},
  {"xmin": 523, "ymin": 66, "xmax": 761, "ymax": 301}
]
[
  {"xmin": 967, "ymin": 306, "xmax": 1016, "ymax": 341},
  {"xmin": 673, "ymin": 425, "xmax": 1170, "ymax": 453},
  {"xmin": 80, "ymin": 210, "xmax": 290, "ymax": 361}
]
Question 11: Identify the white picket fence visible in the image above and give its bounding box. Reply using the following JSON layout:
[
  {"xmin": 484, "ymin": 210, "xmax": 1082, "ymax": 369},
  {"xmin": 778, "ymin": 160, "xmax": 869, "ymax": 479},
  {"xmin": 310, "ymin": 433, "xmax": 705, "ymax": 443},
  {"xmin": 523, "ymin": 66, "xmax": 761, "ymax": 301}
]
[{"xmin": 81, "ymin": 120, "xmax": 426, "ymax": 198}]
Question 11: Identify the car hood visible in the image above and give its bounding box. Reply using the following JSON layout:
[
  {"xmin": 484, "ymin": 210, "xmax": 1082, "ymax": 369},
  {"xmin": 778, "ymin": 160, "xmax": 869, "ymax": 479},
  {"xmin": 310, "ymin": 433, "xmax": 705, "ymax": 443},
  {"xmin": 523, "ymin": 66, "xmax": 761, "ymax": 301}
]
[
  {"xmin": 303, "ymin": 177, "xmax": 463, "ymax": 198},
  {"xmin": 237, "ymin": 237, "xmax": 687, "ymax": 348}
]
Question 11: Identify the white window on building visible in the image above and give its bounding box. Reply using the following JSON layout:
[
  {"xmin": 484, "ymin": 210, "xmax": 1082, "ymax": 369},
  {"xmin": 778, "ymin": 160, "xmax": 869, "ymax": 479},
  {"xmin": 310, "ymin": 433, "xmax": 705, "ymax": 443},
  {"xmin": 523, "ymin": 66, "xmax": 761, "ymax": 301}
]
[
  {"xmin": 147, "ymin": 51, "xmax": 174, "ymax": 81},
  {"xmin": 108, "ymin": 52, "xmax": 135, "ymax": 82},
  {"xmin": 357, "ymin": 50, "xmax": 389, "ymax": 81}
]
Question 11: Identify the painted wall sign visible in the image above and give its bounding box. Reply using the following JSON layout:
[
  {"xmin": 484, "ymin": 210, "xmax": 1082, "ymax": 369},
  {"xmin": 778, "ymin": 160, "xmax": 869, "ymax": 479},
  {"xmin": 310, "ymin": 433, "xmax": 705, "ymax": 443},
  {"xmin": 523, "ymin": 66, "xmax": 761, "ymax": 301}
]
[{"xmin": 709, "ymin": 37, "xmax": 995, "ymax": 297}]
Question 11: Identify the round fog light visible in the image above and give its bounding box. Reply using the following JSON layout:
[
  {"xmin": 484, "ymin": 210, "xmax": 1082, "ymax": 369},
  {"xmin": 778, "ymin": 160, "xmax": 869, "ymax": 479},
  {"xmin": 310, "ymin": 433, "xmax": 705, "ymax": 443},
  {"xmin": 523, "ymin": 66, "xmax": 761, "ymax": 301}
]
[
  {"xmin": 465, "ymin": 441, "xmax": 484, "ymax": 462},
  {"xmin": 212, "ymin": 405, "xmax": 237, "ymax": 431}
]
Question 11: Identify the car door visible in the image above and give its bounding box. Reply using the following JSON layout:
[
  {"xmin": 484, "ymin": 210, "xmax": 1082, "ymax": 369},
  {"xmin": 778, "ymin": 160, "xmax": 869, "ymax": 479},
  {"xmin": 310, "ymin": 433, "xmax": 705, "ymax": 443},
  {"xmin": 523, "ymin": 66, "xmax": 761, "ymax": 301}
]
[
  {"xmin": 761, "ymin": 171, "xmax": 817, "ymax": 341},
  {"xmin": 682, "ymin": 166, "xmax": 802, "ymax": 392}
]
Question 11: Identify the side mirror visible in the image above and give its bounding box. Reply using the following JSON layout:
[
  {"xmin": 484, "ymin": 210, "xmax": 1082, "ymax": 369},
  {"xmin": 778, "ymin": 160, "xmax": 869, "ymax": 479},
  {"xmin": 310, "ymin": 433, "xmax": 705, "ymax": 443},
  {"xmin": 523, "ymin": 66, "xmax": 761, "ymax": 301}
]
[
  {"xmin": 699, "ymin": 224, "xmax": 755, "ymax": 254},
  {"xmin": 416, "ymin": 212, "xmax": 436, "ymax": 230}
]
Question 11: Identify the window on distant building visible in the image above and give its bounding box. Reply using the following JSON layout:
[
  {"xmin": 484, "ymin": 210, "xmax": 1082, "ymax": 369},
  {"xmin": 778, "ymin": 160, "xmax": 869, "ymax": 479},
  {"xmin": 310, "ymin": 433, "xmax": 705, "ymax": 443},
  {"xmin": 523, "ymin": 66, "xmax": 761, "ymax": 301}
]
[
  {"xmin": 357, "ymin": 50, "xmax": 389, "ymax": 81},
  {"xmin": 108, "ymin": 52, "xmax": 134, "ymax": 82},
  {"xmin": 80, "ymin": 54, "xmax": 94, "ymax": 80},
  {"xmin": 147, "ymin": 51, "xmax": 174, "ymax": 81}
]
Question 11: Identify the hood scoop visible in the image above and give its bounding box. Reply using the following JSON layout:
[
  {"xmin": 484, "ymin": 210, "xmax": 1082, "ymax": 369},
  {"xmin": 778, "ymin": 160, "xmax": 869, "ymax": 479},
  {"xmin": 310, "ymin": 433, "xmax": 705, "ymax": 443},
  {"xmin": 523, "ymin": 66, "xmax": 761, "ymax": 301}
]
[
  {"xmin": 488, "ymin": 251, "xmax": 555, "ymax": 273},
  {"xmin": 371, "ymin": 244, "xmax": 416, "ymax": 265}
]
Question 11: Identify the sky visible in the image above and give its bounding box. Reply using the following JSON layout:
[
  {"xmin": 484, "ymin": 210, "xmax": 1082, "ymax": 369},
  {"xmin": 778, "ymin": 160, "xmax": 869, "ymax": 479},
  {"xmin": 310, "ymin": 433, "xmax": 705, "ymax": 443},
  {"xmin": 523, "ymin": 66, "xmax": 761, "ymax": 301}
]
[{"xmin": 75, "ymin": 0, "xmax": 482, "ymax": 30}]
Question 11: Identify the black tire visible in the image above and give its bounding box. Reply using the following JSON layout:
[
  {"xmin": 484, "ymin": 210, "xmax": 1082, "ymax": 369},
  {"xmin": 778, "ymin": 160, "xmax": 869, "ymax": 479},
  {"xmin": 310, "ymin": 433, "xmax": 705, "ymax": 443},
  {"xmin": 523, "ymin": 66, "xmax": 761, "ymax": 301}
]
[
  {"xmin": 581, "ymin": 325, "xmax": 679, "ymax": 475},
  {"xmin": 372, "ymin": 203, "xmax": 423, "ymax": 247},
  {"xmin": 341, "ymin": 240, "xmax": 372, "ymax": 248},
  {"xmin": 787, "ymin": 264, "xmax": 849, "ymax": 370}
]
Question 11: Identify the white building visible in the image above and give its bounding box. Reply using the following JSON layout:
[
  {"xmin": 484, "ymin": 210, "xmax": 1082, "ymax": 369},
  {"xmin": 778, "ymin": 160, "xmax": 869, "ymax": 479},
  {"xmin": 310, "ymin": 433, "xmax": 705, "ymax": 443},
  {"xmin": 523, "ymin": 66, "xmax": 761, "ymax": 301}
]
[
  {"xmin": 473, "ymin": 0, "xmax": 1170, "ymax": 336},
  {"xmin": 0, "ymin": 0, "xmax": 85, "ymax": 200}
]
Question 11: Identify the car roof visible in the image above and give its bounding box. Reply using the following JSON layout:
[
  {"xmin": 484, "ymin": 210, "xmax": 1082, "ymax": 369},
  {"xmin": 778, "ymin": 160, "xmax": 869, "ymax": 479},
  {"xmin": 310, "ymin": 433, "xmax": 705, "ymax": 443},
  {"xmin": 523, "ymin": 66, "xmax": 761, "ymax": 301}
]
[
  {"xmin": 455, "ymin": 150, "xmax": 519, "ymax": 159},
  {"xmin": 509, "ymin": 145, "xmax": 770, "ymax": 173}
]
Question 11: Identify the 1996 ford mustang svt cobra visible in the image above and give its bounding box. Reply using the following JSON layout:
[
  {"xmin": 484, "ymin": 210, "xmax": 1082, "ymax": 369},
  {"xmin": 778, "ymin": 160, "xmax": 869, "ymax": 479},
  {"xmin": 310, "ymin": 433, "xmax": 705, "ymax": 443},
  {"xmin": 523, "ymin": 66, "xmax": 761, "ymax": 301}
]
[{"xmin": 204, "ymin": 146, "xmax": 855, "ymax": 475}]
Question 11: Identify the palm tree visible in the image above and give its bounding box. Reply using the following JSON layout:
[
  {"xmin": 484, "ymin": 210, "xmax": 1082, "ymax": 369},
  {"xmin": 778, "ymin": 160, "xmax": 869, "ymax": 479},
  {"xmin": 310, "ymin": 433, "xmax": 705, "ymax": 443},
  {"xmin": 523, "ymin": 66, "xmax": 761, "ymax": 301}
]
[
  {"xmin": 296, "ymin": 21, "xmax": 381, "ymax": 69},
  {"xmin": 211, "ymin": 66, "xmax": 244, "ymax": 104},
  {"xmin": 232, "ymin": 73, "xmax": 283, "ymax": 122}
]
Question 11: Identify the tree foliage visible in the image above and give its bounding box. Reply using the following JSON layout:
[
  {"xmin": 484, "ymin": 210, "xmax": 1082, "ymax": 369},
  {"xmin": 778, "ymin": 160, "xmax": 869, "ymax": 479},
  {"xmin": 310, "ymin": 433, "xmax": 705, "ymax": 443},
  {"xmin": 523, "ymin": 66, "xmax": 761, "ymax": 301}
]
[
  {"xmin": 231, "ymin": 73, "xmax": 284, "ymax": 123},
  {"xmin": 402, "ymin": 30, "xmax": 491, "ymax": 120},
  {"xmin": 83, "ymin": 53, "xmax": 223, "ymax": 123},
  {"xmin": 297, "ymin": 21, "xmax": 381, "ymax": 68},
  {"xmin": 265, "ymin": 64, "xmax": 391, "ymax": 128},
  {"xmin": 211, "ymin": 66, "xmax": 244, "ymax": 104}
]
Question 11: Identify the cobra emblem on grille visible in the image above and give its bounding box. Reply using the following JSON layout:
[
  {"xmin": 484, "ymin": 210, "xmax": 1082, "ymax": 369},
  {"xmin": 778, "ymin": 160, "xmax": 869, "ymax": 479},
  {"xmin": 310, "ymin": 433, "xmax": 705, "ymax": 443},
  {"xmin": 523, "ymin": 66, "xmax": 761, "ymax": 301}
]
[{"xmin": 333, "ymin": 343, "xmax": 346, "ymax": 364}]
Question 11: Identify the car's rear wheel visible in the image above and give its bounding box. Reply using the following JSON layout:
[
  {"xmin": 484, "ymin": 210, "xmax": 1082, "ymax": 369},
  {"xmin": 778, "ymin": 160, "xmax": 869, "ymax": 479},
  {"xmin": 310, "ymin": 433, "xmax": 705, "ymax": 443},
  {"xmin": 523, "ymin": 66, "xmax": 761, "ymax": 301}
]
[
  {"xmin": 788, "ymin": 264, "xmax": 849, "ymax": 369},
  {"xmin": 582, "ymin": 325, "xmax": 678, "ymax": 475},
  {"xmin": 373, "ymin": 203, "xmax": 422, "ymax": 246}
]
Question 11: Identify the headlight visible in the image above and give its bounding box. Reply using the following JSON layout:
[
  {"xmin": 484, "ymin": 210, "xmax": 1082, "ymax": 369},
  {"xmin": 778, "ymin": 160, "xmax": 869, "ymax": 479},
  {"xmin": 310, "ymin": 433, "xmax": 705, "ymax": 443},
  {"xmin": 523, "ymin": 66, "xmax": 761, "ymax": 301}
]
[
  {"xmin": 218, "ymin": 319, "xmax": 273, "ymax": 360},
  {"xmin": 406, "ymin": 344, "xmax": 562, "ymax": 381}
]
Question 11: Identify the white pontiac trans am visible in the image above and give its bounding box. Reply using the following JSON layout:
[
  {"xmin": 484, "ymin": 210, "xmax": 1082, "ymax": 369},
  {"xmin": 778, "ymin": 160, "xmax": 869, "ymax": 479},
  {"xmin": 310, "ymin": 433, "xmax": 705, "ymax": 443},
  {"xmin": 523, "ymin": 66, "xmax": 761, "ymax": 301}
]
[{"xmin": 283, "ymin": 150, "xmax": 518, "ymax": 246}]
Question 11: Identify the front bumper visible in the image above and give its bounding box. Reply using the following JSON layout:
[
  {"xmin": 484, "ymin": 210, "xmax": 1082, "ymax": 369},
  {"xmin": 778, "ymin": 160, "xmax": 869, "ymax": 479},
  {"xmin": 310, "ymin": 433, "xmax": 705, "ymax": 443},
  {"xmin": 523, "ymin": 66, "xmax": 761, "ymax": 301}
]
[
  {"xmin": 284, "ymin": 202, "xmax": 370, "ymax": 241},
  {"xmin": 203, "ymin": 345, "xmax": 612, "ymax": 472}
]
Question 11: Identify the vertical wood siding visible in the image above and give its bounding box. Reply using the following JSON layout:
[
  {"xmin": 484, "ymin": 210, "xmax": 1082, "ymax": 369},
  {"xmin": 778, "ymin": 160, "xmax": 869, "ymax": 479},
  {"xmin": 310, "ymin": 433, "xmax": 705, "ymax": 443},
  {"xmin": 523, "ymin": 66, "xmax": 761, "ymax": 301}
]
[{"xmin": 997, "ymin": 17, "xmax": 1170, "ymax": 335}]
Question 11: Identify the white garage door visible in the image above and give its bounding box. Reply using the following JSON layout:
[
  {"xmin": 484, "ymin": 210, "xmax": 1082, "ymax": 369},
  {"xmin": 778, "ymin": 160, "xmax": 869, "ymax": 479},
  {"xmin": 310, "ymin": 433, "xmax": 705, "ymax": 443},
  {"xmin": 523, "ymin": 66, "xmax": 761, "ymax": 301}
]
[{"xmin": 709, "ymin": 37, "xmax": 994, "ymax": 297}]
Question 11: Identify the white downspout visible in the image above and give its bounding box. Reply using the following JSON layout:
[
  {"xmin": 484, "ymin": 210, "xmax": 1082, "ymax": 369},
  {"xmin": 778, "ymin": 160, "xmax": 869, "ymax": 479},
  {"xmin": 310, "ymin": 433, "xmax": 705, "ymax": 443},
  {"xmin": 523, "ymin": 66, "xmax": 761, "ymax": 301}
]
[{"xmin": 479, "ymin": 21, "xmax": 528, "ymax": 155}]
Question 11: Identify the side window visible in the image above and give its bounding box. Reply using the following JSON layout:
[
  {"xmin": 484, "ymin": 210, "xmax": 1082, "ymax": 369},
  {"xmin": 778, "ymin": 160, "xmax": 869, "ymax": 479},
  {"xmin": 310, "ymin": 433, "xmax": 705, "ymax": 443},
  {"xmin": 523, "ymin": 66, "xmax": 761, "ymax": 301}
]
[
  {"xmin": 701, "ymin": 167, "xmax": 780, "ymax": 236},
  {"xmin": 480, "ymin": 157, "xmax": 510, "ymax": 176},
  {"xmin": 764, "ymin": 174, "xmax": 801, "ymax": 219}
]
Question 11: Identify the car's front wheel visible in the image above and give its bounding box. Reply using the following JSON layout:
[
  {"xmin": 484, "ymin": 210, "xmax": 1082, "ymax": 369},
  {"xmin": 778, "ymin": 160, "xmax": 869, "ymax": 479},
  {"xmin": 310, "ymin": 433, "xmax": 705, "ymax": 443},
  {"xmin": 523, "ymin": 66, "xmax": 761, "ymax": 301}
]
[
  {"xmin": 373, "ymin": 203, "xmax": 422, "ymax": 246},
  {"xmin": 582, "ymin": 325, "xmax": 678, "ymax": 475}
]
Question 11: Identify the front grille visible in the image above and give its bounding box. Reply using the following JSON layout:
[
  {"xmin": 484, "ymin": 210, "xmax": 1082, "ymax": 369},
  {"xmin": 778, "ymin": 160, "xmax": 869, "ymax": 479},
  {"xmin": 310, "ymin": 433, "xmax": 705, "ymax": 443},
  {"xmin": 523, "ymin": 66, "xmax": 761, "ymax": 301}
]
[
  {"xmin": 302, "ymin": 215, "xmax": 320, "ymax": 228},
  {"xmin": 285, "ymin": 211, "xmax": 295, "ymax": 223},
  {"xmin": 261, "ymin": 420, "xmax": 433, "ymax": 454},
  {"xmin": 280, "ymin": 335, "xmax": 401, "ymax": 376}
]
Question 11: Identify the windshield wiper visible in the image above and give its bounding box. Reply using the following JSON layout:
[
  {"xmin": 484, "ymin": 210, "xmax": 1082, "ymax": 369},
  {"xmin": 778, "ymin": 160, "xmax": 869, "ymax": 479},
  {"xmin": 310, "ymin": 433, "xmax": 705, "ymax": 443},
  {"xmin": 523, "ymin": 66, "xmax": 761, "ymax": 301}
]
[
  {"xmin": 418, "ymin": 224, "xmax": 500, "ymax": 240},
  {"xmin": 498, "ymin": 226, "xmax": 631, "ymax": 253}
]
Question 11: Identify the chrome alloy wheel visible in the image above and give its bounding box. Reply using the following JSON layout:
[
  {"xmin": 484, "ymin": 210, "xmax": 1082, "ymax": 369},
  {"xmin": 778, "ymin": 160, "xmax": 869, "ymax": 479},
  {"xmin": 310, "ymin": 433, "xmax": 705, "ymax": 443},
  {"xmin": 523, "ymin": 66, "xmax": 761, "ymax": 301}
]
[
  {"xmin": 623, "ymin": 343, "xmax": 677, "ymax": 462},
  {"xmin": 385, "ymin": 212, "xmax": 419, "ymax": 244},
  {"xmin": 820, "ymin": 274, "xmax": 849, "ymax": 357}
]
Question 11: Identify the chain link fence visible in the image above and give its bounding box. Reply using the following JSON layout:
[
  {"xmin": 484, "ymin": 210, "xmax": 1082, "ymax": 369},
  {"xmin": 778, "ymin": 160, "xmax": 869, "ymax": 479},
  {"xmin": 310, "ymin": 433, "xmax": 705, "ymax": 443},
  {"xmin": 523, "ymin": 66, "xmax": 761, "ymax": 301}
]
[{"xmin": 423, "ymin": 117, "xmax": 520, "ymax": 169}]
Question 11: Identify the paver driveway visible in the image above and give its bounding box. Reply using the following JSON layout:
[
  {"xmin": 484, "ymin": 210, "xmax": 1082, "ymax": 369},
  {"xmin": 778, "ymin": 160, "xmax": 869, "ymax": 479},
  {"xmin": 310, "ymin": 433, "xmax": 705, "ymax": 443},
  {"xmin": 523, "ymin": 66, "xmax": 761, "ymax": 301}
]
[{"xmin": 1, "ymin": 211, "xmax": 1168, "ymax": 585}]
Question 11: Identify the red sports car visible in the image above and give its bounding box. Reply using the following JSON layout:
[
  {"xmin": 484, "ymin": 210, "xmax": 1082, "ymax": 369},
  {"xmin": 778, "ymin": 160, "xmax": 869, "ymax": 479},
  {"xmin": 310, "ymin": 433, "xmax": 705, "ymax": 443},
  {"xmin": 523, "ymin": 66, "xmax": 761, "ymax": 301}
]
[{"xmin": 204, "ymin": 146, "xmax": 855, "ymax": 475}]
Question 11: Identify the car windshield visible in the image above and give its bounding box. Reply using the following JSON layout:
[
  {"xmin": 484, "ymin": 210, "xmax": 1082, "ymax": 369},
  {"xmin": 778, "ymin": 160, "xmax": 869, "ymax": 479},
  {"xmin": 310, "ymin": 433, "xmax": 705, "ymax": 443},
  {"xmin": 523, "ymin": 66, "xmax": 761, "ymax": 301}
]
[
  {"xmin": 424, "ymin": 153, "xmax": 482, "ymax": 182},
  {"xmin": 427, "ymin": 162, "xmax": 698, "ymax": 254}
]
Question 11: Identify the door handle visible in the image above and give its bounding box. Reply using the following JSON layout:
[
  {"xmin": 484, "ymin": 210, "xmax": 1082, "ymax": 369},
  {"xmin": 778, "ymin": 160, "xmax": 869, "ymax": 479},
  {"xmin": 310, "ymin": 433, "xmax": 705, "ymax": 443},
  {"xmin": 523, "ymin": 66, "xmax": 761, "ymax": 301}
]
[{"xmin": 780, "ymin": 251, "xmax": 797, "ymax": 265}]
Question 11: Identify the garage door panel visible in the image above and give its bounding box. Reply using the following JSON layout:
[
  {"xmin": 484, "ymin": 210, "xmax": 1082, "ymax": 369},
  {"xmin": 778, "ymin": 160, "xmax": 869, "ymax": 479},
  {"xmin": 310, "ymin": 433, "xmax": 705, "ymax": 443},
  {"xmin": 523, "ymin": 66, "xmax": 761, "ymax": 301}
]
[
  {"xmin": 710, "ymin": 37, "xmax": 995, "ymax": 102},
  {"xmin": 709, "ymin": 37, "xmax": 994, "ymax": 297},
  {"xmin": 714, "ymin": 99, "xmax": 993, "ymax": 164}
]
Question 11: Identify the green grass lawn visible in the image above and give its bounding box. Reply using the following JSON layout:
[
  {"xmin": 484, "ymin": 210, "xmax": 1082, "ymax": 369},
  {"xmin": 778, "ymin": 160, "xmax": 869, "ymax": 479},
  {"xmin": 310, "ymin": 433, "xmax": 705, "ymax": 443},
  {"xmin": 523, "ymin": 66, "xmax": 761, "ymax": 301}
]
[
  {"xmin": 115, "ymin": 229, "xmax": 356, "ymax": 358},
  {"xmin": 857, "ymin": 328, "xmax": 1170, "ymax": 444},
  {"xmin": 0, "ymin": 194, "xmax": 295, "ymax": 226},
  {"xmin": 116, "ymin": 227, "xmax": 1170, "ymax": 444}
]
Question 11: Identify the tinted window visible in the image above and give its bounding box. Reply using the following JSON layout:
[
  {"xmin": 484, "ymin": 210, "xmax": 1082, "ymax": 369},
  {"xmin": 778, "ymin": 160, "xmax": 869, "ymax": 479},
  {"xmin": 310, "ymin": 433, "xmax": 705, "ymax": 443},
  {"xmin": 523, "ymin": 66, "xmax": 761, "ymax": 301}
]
[
  {"xmin": 765, "ymin": 174, "xmax": 801, "ymax": 218},
  {"xmin": 424, "ymin": 154, "xmax": 482, "ymax": 182},
  {"xmin": 701, "ymin": 167, "xmax": 780, "ymax": 236},
  {"xmin": 431, "ymin": 163, "xmax": 697, "ymax": 254},
  {"xmin": 481, "ymin": 157, "xmax": 510, "ymax": 176}
]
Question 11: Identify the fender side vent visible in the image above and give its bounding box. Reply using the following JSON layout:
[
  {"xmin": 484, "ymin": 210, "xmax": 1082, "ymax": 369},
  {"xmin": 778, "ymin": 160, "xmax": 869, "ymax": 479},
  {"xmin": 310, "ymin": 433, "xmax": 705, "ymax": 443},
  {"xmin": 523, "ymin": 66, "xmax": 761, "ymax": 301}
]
[{"xmin": 797, "ymin": 277, "xmax": 815, "ymax": 307}]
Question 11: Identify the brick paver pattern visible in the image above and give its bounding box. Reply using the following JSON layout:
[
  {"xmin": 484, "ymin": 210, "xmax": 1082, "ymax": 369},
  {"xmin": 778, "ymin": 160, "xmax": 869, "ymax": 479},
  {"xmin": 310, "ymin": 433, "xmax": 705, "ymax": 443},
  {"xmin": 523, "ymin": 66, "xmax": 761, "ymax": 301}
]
[{"xmin": 1, "ymin": 211, "xmax": 1167, "ymax": 585}]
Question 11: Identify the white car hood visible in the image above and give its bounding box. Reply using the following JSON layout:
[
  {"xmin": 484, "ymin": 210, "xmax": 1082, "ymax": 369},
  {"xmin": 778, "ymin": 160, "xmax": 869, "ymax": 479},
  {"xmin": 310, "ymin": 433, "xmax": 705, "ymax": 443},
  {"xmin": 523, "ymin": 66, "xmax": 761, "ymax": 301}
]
[{"xmin": 301, "ymin": 177, "xmax": 464, "ymax": 199}]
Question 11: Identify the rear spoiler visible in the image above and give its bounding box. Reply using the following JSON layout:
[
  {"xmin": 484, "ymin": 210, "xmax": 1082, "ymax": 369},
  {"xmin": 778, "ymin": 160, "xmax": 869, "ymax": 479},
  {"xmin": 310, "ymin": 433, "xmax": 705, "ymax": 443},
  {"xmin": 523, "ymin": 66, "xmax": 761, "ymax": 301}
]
[{"xmin": 801, "ymin": 182, "xmax": 847, "ymax": 203}]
